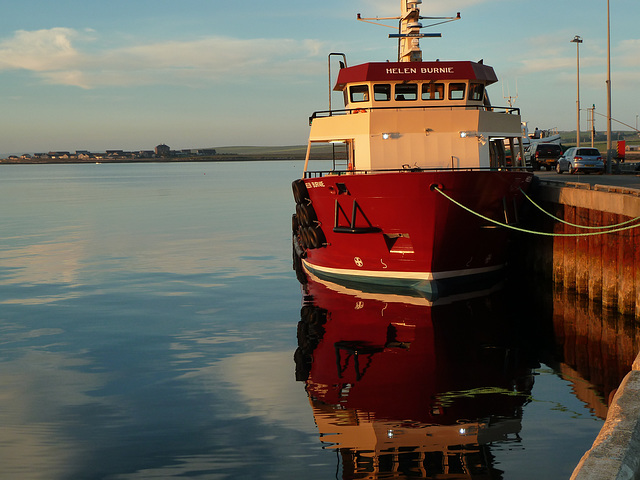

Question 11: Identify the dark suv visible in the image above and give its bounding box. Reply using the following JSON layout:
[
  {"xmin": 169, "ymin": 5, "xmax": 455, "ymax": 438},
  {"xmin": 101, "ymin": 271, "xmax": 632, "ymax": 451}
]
[{"xmin": 524, "ymin": 143, "xmax": 563, "ymax": 170}]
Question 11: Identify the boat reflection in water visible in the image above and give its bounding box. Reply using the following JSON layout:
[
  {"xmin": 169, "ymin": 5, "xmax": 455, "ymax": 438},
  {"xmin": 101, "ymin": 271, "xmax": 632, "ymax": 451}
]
[{"xmin": 294, "ymin": 272, "xmax": 537, "ymax": 479}]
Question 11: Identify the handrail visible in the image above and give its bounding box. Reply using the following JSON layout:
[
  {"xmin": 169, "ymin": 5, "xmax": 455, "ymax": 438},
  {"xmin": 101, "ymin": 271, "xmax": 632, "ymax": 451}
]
[
  {"xmin": 304, "ymin": 166, "xmax": 529, "ymax": 178},
  {"xmin": 309, "ymin": 104, "xmax": 520, "ymax": 124},
  {"xmin": 328, "ymin": 53, "xmax": 347, "ymax": 112}
]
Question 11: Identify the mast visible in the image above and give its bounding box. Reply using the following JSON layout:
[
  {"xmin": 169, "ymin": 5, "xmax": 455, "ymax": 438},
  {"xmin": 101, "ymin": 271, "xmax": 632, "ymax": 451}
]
[
  {"xmin": 400, "ymin": 0, "xmax": 423, "ymax": 62},
  {"xmin": 357, "ymin": 1, "xmax": 461, "ymax": 63}
]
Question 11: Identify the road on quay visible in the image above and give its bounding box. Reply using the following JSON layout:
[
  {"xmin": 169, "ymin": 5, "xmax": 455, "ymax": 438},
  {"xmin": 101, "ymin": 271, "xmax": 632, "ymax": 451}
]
[{"xmin": 535, "ymin": 169, "xmax": 640, "ymax": 190}]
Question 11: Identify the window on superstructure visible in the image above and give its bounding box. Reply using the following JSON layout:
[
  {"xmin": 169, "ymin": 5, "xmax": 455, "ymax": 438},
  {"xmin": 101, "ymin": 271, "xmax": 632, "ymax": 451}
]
[
  {"xmin": 469, "ymin": 83, "xmax": 484, "ymax": 101},
  {"xmin": 448, "ymin": 83, "xmax": 466, "ymax": 100},
  {"xmin": 421, "ymin": 83, "xmax": 444, "ymax": 100},
  {"xmin": 395, "ymin": 83, "xmax": 418, "ymax": 101},
  {"xmin": 349, "ymin": 85, "xmax": 369, "ymax": 103},
  {"xmin": 374, "ymin": 84, "xmax": 391, "ymax": 101}
]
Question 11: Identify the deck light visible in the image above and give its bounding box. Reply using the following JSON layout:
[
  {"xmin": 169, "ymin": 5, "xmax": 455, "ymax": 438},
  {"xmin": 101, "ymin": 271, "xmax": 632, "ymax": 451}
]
[
  {"xmin": 382, "ymin": 133, "xmax": 390, "ymax": 140},
  {"xmin": 460, "ymin": 131, "xmax": 486, "ymax": 145}
]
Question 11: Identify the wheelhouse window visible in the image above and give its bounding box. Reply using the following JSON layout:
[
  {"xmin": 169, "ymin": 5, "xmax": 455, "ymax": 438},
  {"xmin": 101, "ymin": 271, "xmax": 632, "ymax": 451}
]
[
  {"xmin": 374, "ymin": 84, "xmax": 391, "ymax": 101},
  {"xmin": 448, "ymin": 83, "xmax": 466, "ymax": 100},
  {"xmin": 395, "ymin": 83, "xmax": 418, "ymax": 101},
  {"xmin": 469, "ymin": 83, "xmax": 484, "ymax": 101},
  {"xmin": 421, "ymin": 83, "xmax": 444, "ymax": 100},
  {"xmin": 349, "ymin": 85, "xmax": 369, "ymax": 103}
]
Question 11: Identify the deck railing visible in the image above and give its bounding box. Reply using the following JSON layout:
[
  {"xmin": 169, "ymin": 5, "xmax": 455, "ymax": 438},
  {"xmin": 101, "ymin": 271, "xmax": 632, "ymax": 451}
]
[
  {"xmin": 309, "ymin": 104, "xmax": 520, "ymax": 125},
  {"xmin": 303, "ymin": 165, "xmax": 530, "ymax": 178}
]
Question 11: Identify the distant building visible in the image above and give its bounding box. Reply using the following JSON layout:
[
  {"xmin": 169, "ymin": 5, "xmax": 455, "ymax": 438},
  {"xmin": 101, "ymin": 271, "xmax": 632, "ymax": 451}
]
[
  {"xmin": 198, "ymin": 149, "xmax": 216, "ymax": 155},
  {"xmin": 48, "ymin": 151, "xmax": 71, "ymax": 159},
  {"xmin": 155, "ymin": 144, "xmax": 170, "ymax": 156}
]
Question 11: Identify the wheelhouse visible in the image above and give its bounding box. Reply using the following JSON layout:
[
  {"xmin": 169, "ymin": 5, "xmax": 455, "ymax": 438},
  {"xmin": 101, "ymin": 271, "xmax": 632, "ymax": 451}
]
[{"xmin": 304, "ymin": 60, "xmax": 525, "ymax": 175}]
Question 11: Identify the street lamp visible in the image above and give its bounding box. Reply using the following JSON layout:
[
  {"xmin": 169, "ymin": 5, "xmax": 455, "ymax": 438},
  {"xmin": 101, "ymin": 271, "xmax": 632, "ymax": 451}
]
[
  {"xmin": 571, "ymin": 35, "xmax": 583, "ymax": 148},
  {"xmin": 606, "ymin": 0, "xmax": 613, "ymax": 173}
]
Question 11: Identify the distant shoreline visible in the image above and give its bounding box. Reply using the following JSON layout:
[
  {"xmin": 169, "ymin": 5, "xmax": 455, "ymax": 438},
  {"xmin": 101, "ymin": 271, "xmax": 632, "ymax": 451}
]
[{"xmin": 0, "ymin": 155, "xmax": 312, "ymax": 165}]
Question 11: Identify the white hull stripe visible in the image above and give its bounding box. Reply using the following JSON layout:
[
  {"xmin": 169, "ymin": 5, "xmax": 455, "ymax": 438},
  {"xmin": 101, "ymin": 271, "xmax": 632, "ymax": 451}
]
[{"xmin": 302, "ymin": 260, "xmax": 503, "ymax": 282}]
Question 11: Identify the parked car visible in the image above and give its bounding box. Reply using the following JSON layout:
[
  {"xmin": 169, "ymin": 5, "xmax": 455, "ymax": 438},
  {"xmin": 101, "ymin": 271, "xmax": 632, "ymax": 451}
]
[
  {"xmin": 524, "ymin": 143, "xmax": 563, "ymax": 170},
  {"xmin": 556, "ymin": 147, "xmax": 604, "ymax": 174}
]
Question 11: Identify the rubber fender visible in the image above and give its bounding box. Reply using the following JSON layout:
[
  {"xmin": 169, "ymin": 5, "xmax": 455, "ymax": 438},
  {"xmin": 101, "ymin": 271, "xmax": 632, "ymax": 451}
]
[
  {"xmin": 296, "ymin": 202, "xmax": 316, "ymax": 227},
  {"xmin": 306, "ymin": 227, "xmax": 320, "ymax": 249},
  {"xmin": 305, "ymin": 225, "xmax": 325, "ymax": 249},
  {"xmin": 295, "ymin": 203, "xmax": 308, "ymax": 226},
  {"xmin": 292, "ymin": 179, "xmax": 309, "ymax": 204},
  {"xmin": 300, "ymin": 226, "xmax": 312, "ymax": 249}
]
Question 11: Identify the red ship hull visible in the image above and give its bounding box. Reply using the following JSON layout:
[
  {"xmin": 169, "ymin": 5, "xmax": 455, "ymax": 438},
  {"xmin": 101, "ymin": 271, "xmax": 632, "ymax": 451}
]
[{"xmin": 293, "ymin": 169, "xmax": 533, "ymax": 297}]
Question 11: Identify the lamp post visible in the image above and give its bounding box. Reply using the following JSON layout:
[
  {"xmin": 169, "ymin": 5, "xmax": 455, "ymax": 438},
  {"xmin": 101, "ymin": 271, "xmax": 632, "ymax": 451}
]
[
  {"xmin": 606, "ymin": 0, "xmax": 613, "ymax": 173},
  {"xmin": 571, "ymin": 35, "xmax": 583, "ymax": 148}
]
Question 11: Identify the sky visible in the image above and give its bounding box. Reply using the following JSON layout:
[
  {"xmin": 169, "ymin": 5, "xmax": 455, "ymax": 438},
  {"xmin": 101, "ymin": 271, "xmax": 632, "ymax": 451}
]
[{"xmin": 0, "ymin": 0, "xmax": 638, "ymax": 155}]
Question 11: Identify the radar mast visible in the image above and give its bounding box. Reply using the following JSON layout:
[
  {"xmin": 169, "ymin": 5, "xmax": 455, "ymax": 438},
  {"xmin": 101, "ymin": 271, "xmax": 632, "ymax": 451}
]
[{"xmin": 357, "ymin": 0, "xmax": 461, "ymax": 62}]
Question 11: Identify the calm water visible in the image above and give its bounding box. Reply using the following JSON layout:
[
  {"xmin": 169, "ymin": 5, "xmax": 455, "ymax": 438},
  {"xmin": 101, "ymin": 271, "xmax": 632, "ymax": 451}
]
[{"xmin": 0, "ymin": 161, "xmax": 623, "ymax": 479}]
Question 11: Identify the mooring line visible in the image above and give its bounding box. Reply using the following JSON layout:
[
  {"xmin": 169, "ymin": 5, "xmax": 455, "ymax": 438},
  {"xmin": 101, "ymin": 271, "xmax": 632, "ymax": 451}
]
[
  {"xmin": 519, "ymin": 187, "xmax": 640, "ymax": 230},
  {"xmin": 433, "ymin": 187, "xmax": 640, "ymax": 237}
]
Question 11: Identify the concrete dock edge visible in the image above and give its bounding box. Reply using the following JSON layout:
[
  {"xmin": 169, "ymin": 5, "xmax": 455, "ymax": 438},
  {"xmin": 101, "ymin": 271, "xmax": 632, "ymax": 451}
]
[{"xmin": 570, "ymin": 352, "xmax": 640, "ymax": 479}]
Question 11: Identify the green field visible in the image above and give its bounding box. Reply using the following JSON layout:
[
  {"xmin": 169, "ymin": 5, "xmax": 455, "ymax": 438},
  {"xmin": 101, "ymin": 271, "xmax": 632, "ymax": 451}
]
[
  {"xmin": 559, "ymin": 131, "xmax": 640, "ymax": 150},
  {"xmin": 212, "ymin": 145, "xmax": 308, "ymax": 156}
]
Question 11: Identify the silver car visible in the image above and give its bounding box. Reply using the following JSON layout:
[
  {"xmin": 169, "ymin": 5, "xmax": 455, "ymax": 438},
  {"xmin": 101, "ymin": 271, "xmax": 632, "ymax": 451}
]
[{"xmin": 556, "ymin": 147, "xmax": 604, "ymax": 174}]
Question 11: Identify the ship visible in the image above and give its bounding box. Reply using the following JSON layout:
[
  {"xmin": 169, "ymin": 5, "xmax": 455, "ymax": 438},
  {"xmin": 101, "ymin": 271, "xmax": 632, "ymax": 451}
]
[{"xmin": 292, "ymin": 0, "xmax": 533, "ymax": 298}]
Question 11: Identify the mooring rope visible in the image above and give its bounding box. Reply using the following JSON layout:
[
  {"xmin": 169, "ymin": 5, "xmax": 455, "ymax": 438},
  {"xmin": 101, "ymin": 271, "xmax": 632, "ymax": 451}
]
[
  {"xmin": 519, "ymin": 187, "xmax": 640, "ymax": 230},
  {"xmin": 432, "ymin": 186, "xmax": 640, "ymax": 237}
]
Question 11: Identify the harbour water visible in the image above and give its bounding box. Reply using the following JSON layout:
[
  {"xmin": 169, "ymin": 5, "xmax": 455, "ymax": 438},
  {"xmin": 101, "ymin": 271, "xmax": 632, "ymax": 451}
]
[{"xmin": 0, "ymin": 161, "xmax": 628, "ymax": 479}]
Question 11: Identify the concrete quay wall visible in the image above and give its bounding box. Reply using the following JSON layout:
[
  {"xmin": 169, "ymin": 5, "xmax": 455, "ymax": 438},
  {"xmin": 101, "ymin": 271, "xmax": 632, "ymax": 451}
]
[
  {"xmin": 570, "ymin": 352, "xmax": 640, "ymax": 479},
  {"xmin": 523, "ymin": 179, "xmax": 640, "ymax": 478},
  {"xmin": 526, "ymin": 180, "xmax": 640, "ymax": 317}
]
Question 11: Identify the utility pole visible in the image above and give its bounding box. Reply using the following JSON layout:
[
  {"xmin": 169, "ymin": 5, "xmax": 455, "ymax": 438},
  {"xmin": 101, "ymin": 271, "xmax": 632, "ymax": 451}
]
[
  {"xmin": 587, "ymin": 104, "xmax": 596, "ymax": 147},
  {"xmin": 571, "ymin": 35, "xmax": 583, "ymax": 148}
]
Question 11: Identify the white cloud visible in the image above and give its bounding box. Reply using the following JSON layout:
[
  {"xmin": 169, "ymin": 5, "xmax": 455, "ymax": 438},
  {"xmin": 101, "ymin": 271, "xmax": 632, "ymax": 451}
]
[
  {"xmin": 618, "ymin": 38, "xmax": 640, "ymax": 67},
  {"xmin": 509, "ymin": 31, "xmax": 639, "ymax": 92},
  {"xmin": 0, "ymin": 28, "xmax": 84, "ymax": 71},
  {"xmin": 0, "ymin": 28, "xmax": 324, "ymax": 89}
]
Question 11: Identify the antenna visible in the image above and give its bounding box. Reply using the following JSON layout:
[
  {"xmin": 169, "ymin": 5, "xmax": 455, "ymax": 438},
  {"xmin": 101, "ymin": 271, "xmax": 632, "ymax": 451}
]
[
  {"xmin": 502, "ymin": 79, "xmax": 518, "ymax": 108},
  {"xmin": 356, "ymin": 1, "xmax": 461, "ymax": 62}
]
